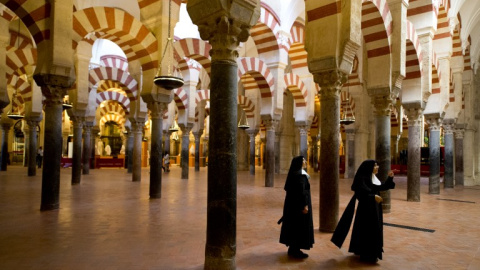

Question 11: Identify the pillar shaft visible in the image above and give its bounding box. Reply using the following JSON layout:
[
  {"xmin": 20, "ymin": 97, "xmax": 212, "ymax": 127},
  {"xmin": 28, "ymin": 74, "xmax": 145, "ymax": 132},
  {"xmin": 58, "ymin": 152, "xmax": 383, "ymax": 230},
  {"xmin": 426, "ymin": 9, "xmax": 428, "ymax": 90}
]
[
  {"xmin": 274, "ymin": 131, "xmax": 280, "ymax": 174},
  {"xmin": 193, "ymin": 130, "xmax": 203, "ymax": 171},
  {"xmin": 180, "ymin": 125, "xmax": 192, "ymax": 179},
  {"xmin": 149, "ymin": 103, "xmax": 167, "ymax": 199},
  {"xmin": 454, "ymin": 128, "xmax": 464, "ymax": 186},
  {"xmin": 298, "ymin": 125, "xmax": 308, "ymax": 160},
  {"xmin": 426, "ymin": 117, "xmax": 442, "ymax": 194},
  {"xmin": 23, "ymin": 124, "xmax": 30, "ymax": 167},
  {"xmin": 372, "ymin": 95, "xmax": 392, "ymax": 213},
  {"xmin": 131, "ymin": 121, "xmax": 144, "ymax": 182},
  {"xmin": 405, "ymin": 107, "xmax": 423, "ymax": 201},
  {"xmin": 71, "ymin": 119, "xmax": 84, "ymax": 185},
  {"xmin": 40, "ymin": 87, "xmax": 66, "ymax": 211},
  {"xmin": 443, "ymin": 122, "xmax": 455, "ymax": 188},
  {"xmin": 345, "ymin": 129, "xmax": 355, "ymax": 178},
  {"xmin": 264, "ymin": 120, "xmax": 276, "ymax": 187},
  {"xmin": 126, "ymin": 131, "xmax": 134, "ymax": 173},
  {"xmin": 82, "ymin": 123, "xmax": 93, "ymax": 174},
  {"xmin": 1, "ymin": 124, "xmax": 11, "ymax": 171},
  {"xmin": 317, "ymin": 70, "xmax": 345, "ymax": 232},
  {"xmin": 27, "ymin": 120, "xmax": 40, "ymax": 176},
  {"xmin": 246, "ymin": 130, "xmax": 257, "ymax": 175}
]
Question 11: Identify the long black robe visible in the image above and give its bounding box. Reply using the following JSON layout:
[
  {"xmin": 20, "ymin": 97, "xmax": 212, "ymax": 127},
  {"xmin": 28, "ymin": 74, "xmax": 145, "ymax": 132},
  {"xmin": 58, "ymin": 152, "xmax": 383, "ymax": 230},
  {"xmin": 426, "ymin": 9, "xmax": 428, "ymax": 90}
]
[
  {"xmin": 331, "ymin": 159, "xmax": 395, "ymax": 260},
  {"xmin": 279, "ymin": 156, "xmax": 314, "ymax": 250}
]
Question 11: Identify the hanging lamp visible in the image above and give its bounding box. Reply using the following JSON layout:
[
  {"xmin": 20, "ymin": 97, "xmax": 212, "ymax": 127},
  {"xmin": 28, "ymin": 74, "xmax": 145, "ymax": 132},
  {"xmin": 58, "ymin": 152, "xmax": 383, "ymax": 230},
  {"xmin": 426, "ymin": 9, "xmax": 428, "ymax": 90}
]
[
  {"xmin": 169, "ymin": 119, "xmax": 179, "ymax": 132},
  {"xmin": 340, "ymin": 82, "xmax": 355, "ymax": 125},
  {"xmin": 238, "ymin": 109, "xmax": 250, "ymax": 130},
  {"xmin": 7, "ymin": 18, "xmax": 24, "ymax": 121},
  {"xmin": 153, "ymin": 0, "xmax": 184, "ymax": 90},
  {"xmin": 62, "ymin": 96, "xmax": 73, "ymax": 110}
]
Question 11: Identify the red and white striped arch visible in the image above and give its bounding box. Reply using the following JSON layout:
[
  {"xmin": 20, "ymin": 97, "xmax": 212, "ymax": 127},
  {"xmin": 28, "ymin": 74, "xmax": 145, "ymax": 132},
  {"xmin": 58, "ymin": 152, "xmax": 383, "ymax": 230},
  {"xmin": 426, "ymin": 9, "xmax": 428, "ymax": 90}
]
[
  {"xmin": 7, "ymin": 28, "xmax": 33, "ymax": 53},
  {"xmin": 89, "ymin": 66, "xmax": 138, "ymax": 100},
  {"xmin": 177, "ymin": 57, "xmax": 202, "ymax": 75},
  {"xmin": 405, "ymin": 20, "xmax": 423, "ymax": 80},
  {"xmin": 361, "ymin": 0, "xmax": 393, "ymax": 59},
  {"xmin": 73, "ymin": 7, "xmax": 157, "ymax": 71},
  {"xmin": 173, "ymin": 87, "xmax": 188, "ymax": 111},
  {"xmin": 99, "ymin": 113, "xmax": 126, "ymax": 127},
  {"xmin": 97, "ymin": 80, "xmax": 129, "ymax": 96},
  {"xmin": 432, "ymin": 65, "xmax": 440, "ymax": 94},
  {"xmin": 195, "ymin": 89, "xmax": 210, "ymax": 104},
  {"xmin": 1, "ymin": 1, "xmax": 50, "ymax": 45},
  {"xmin": 237, "ymin": 57, "xmax": 274, "ymax": 99},
  {"xmin": 238, "ymin": 95, "xmax": 255, "ymax": 119},
  {"xmin": 283, "ymin": 73, "xmax": 307, "ymax": 107},
  {"xmin": 100, "ymin": 55, "xmax": 129, "ymax": 71},
  {"xmin": 288, "ymin": 22, "xmax": 307, "ymax": 70},
  {"xmin": 6, "ymin": 48, "xmax": 37, "ymax": 81},
  {"xmin": 449, "ymin": 81, "xmax": 455, "ymax": 102},
  {"xmin": 433, "ymin": 4, "xmax": 451, "ymax": 41},
  {"xmin": 15, "ymin": 76, "xmax": 32, "ymax": 103},
  {"xmin": 250, "ymin": 5, "xmax": 281, "ymax": 54},
  {"xmin": 96, "ymin": 91, "xmax": 130, "ymax": 114},
  {"xmin": 452, "ymin": 29, "xmax": 462, "ymax": 58},
  {"xmin": 464, "ymin": 38, "xmax": 472, "ymax": 71},
  {"xmin": 174, "ymin": 38, "xmax": 212, "ymax": 77}
]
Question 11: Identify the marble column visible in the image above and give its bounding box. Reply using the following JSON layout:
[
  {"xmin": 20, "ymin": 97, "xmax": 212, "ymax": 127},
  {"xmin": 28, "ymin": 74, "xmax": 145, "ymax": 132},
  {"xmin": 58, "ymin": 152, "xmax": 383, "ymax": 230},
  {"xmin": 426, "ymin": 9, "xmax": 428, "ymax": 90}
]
[
  {"xmin": 274, "ymin": 130, "xmax": 281, "ymax": 174},
  {"xmin": 164, "ymin": 130, "xmax": 171, "ymax": 155},
  {"xmin": 311, "ymin": 135, "xmax": 319, "ymax": 172},
  {"xmin": 426, "ymin": 117, "xmax": 442, "ymax": 194},
  {"xmin": 91, "ymin": 126, "xmax": 99, "ymax": 170},
  {"xmin": 237, "ymin": 129, "xmax": 249, "ymax": 171},
  {"xmin": 264, "ymin": 119, "xmax": 277, "ymax": 187},
  {"xmin": 297, "ymin": 125, "xmax": 308, "ymax": 160},
  {"xmin": 345, "ymin": 129, "xmax": 355, "ymax": 179},
  {"xmin": 26, "ymin": 119, "xmax": 40, "ymax": 176},
  {"xmin": 443, "ymin": 120, "xmax": 455, "ymax": 189},
  {"xmin": 261, "ymin": 138, "xmax": 266, "ymax": 169},
  {"xmin": 187, "ymin": 2, "xmax": 259, "ymax": 267},
  {"xmin": 126, "ymin": 130, "xmax": 134, "ymax": 173},
  {"xmin": 82, "ymin": 122, "xmax": 93, "ymax": 174},
  {"xmin": 246, "ymin": 130, "xmax": 257, "ymax": 175},
  {"xmin": 71, "ymin": 118, "xmax": 84, "ymax": 185},
  {"xmin": 405, "ymin": 107, "xmax": 423, "ymax": 201},
  {"xmin": 316, "ymin": 70, "xmax": 345, "ymax": 232},
  {"xmin": 38, "ymin": 85, "xmax": 68, "ymax": 211},
  {"xmin": 131, "ymin": 121, "xmax": 144, "ymax": 182},
  {"xmin": 391, "ymin": 134, "xmax": 401, "ymax": 164},
  {"xmin": 180, "ymin": 124, "xmax": 192, "ymax": 179},
  {"xmin": 463, "ymin": 126, "xmax": 475, "ymax": 185},
  {"xmin": 193, "ymin": 130, "xmax": 203, "ymax": 171},
  {"xmin": 371, "ymin": 95, "xmax": 392, "ymax": 213},
  {"xmin": 454, "ymin": 126, "xmax": 464, "ymax": 186},
  {"xmin": 22, "ymin": 123, "xmax": 30, "ymax": 167},
  {"xmin": 148, "ymin": 103, "xmax": 167, "ymax": 199},
  {"xmin": 0, "ymin": 123, "xmax": 11, "ymax": 171}
]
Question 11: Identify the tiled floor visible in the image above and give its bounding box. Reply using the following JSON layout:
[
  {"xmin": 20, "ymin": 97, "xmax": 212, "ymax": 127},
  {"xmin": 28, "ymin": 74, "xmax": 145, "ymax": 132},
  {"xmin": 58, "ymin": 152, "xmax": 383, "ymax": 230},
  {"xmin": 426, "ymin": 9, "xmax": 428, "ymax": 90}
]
[{"xmin": 0, "ymin": 164, "xmax": 479, "ymax": 270}]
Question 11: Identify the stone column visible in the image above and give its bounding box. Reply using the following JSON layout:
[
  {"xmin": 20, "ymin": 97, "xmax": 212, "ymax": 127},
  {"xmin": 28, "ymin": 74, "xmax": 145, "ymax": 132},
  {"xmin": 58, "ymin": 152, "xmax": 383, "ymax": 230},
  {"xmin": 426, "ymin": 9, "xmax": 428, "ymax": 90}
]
[
  {"xmin": 187, "ymin": 2, "xmax": 259, "ymax": 268},
  {"xmin": 148, "ymin": 102, "xmax": 168, "ymax": 199},
  {"xmin": 126, "ymin": 129, "xmax": 134, "ymax": 173},
  {"xmin": 26, "ymin": 119, "xmax": 40, "ymax": 176},
  {"xmin": 443, "ymin": 119, "xmax": 455, "ymax": 189},
  {"xmin": 22, "ymin": 123, "xmax": 30, "ymax": 167},
  {"xmin": 454, "ymin": 126, "xmax": 464, "ymax": 186},
  {"xmin": 345, "ymin": 129, "xmax": 355, "ymax": 178},
  {"xmin": 0, "ymin": 123, "xmax": 11, "ymax": 171},
  {"xmin": 391, "ymin": 134, "xmax": 401, "ymax": 164},
  {"xmin": 180, "ymin": 124, "xmax": 192, "ymax": 179},
  {"xmin": 82, "ymin": 122, "xmax": 93, "ymax": 174},
  {"xmin": 311, "ymin": 135, "xmax": 319, "ymax": 172},
  {"xmin": 91, "ymin": 126, "xmax": 99, "ymax": 170},
  {"xmin": 71, "ymin": 118, "xmax": 84, "ymax": 185},
  {"xmin": 463, "ymin": 125, "xmax": 475, "ymax": 185},
  {"xmin": 131, "ymin": 121, "xmax": 144, "ymax": 182},
  {"xmin": 164, "ymin": 130, "xmax": 171, "ymax": 155},
  {"xmin": 263, "ymin": 119, "xmax": 277, "ymax": 187},
  {"xmin": 237, "ymin": 128, "xmax": 249, "ymax": 171},
  {"xmin": 297, "ymin": 125, "xmax": 308, "ymax": 160},
  {"xmin": 273, "ymin": 130, "xmax": 280, "ymax": 174},
  {"xmin": 38, "ymin": 85, "xmax": 68, "ymax": 211},
  {"xmin": 261, "ymin": 138, "xmax": 266, "ymax": 169},
  {"xmin": 405, "ymin": 106, "xmax": 423, "ymax": 201},
  {"xmin": 426, "ymin": 117, "xmax": 442, "ymax": 194},
  {"xmin": 193, "ymin": 130, "xmax": 203, "ymax": 171},
  {"xmin": 316, "ymin": 70, "xmax": 345, "ymax": 232},
  {"xmin": 246, "ymin": 129, "xmax": 257, "ymax": 175},
  {"xmin": 371, "ymin": 94, "xmax": 393, "ymax": 213}
]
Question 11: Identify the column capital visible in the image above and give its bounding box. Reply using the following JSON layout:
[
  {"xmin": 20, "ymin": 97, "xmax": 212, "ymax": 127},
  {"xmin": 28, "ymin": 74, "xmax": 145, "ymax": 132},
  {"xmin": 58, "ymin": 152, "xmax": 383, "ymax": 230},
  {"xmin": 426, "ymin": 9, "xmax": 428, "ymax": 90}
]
[
  {"xmin": 454, "ymin": 128, "xmax": 465, "ymax": 139},
  {"xmin": 180, "ymin": 123, "xmax": 193, "ymax": 135},
  {"xmin": 370, "ymin": 94, "xmax": 393, "ymax": 117},
  {"xmin": 187, "ymin": 0, "xmax": 260, "ymax": 62},
  {"xmin": 345, "ymin": 129, "xmax": 355, "ymax": 140},
  {"xmin": 262, "ymin": 118, "xmax": 278, "ymax": 131},
  {"xmin": 193, "ymin": 129, "xmax": 204, "ymax": 139},
  {"xmin": 131, "ymin": 121, "xmax": 145, "ymax": 133},
  {"xmin": 425, "ymin": 116, "xmax": 443, "ymax": 131},
  {"xmin": 147, "ymin": 102, "xmax": 169, "ymax": 119},
  {"xmin": 41, "ymin": 85, "xmax": 67, "ymax": 106},
  {"xmin": 404, "ymin": 107, "xmax": 424, "ymax": 127},
  {"xmin": 314, "ymin": 69, "xmax": 347, "ymax": 98},
  {"xmin": 442, "ymin": 118, "xmax": 456, "ymax": 134},
  {"xmin": 296, "ymin": 125, "xmax": 308, "ymax": 136},
  {"xmin": 245, "ymin": 129, "xmax": 258, "ymax": 137},
  {"xmin": 1, "ymin": 123, "xmax": 12, "ymax": 131}
]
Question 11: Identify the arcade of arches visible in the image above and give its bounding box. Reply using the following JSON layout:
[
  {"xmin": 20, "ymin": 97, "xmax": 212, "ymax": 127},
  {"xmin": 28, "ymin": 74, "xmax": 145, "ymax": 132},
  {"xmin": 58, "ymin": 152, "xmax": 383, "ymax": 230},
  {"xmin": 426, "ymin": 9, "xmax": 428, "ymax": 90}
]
[{"xmin": 1, "ymin": 0, "xmax": 480, "ymax": 269}]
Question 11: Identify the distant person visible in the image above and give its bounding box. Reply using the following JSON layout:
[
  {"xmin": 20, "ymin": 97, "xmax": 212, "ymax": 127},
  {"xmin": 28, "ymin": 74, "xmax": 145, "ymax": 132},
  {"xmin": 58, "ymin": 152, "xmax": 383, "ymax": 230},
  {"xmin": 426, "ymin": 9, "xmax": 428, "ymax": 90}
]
[
  {"xmin": 105, "ymin": 144, "xmax": 111, "ymax": 156},
  {"xmin": 331, "ymin": 160, "xmax": 395, "ymax": 263},
  {"xmin": 163, "ymin": 153, "xmax": 170, "ymax": 172},
  {"xmin": 278, "ymin": 156, "xmax": 314, "ymax": 259},
  {"xmin": 36, "ymin": 146, "xmax": 43, "ymax": 168}
]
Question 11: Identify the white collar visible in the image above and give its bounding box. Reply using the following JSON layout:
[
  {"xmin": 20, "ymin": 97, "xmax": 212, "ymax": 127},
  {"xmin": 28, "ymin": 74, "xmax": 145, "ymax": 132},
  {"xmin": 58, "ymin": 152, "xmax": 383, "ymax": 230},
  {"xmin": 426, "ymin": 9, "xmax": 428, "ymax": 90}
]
[{"xmin": 372, "ymin": 174, "xmax": 381, "ymax": 186}]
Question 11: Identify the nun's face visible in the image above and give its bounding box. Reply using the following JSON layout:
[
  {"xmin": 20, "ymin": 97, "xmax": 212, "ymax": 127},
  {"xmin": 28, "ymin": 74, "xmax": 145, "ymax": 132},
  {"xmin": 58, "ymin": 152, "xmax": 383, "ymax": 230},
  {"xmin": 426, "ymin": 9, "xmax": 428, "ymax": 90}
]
[
  {"xmin": 373, "ymin": 163, "xmax": 379, "ymax": 174},
  {"xmin": 303, "ymin": 159, "xmax": 307, "ymax": 169}
]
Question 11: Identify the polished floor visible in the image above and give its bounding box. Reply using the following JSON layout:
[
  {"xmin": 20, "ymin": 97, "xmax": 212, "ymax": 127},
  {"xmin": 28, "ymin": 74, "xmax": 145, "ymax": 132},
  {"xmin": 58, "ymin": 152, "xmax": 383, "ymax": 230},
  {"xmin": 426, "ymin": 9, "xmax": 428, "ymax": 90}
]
[{"xmin": 0, "ymin": 164, "xmax": 479, "ymax": 270}]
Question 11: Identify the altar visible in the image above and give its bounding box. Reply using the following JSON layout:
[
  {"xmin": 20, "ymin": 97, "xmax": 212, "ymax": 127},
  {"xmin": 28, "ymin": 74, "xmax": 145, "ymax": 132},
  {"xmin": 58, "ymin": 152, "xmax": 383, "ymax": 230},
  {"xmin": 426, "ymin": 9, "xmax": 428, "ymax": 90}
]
[{"xmin": 95, "ymin": 155, "xmax": 125, "ymax": 168}]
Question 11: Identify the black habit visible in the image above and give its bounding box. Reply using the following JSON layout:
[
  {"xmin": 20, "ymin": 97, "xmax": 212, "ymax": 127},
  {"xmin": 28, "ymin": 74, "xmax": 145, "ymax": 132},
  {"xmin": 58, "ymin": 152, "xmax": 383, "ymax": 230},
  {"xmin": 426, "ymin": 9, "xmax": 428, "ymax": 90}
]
[
  {"xmin": 331, "ymin": 159, "xmax": 395, "ymax": 261},
  {"xmin": 279, "ymin": 156, "xmax": 314, "ymax": 250}
]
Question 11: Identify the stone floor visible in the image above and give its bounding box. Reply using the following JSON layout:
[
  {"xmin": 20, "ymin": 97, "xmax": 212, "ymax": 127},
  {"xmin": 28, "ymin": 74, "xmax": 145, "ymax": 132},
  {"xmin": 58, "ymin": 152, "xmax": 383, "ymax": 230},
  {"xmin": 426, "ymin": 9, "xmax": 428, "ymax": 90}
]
[{"xmin": 0, "ymin": 164, "xmax": 479, "ymax": 270}]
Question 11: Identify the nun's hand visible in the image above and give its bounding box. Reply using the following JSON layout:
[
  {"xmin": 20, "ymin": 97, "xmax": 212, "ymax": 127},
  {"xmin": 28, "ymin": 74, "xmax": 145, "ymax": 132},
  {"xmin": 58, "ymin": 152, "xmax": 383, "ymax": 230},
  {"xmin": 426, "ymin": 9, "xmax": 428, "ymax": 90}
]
[
  {"xmin": 302, "ymin": 206, "xmax": 308, "ymax": 214},
  {"xmin": 388, "ymin": 170, "xmax": 394, "ymax": 177},
  {"xmin": 375, "ymin": 195, "xmax": 383, "ymax": 203}
]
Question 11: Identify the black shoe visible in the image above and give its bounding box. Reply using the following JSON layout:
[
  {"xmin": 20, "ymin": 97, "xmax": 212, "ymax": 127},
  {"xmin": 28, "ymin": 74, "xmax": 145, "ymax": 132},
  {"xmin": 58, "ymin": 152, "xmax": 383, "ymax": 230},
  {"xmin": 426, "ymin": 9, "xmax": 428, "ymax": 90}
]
[
  {"xmin": 360, "ymin": 255, "xmax": 378, "ymax": 263},
  {"xmin": 288, "ymin": 248, "xmax": 308, "ymax": 259}
]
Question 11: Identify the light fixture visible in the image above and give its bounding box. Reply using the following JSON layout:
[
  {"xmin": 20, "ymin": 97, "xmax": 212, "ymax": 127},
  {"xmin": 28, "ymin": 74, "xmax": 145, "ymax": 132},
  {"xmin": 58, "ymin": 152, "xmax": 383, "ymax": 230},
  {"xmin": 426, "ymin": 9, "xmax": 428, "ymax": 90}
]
[
  {"xmin": 169, "ymin": 119, "xmax": 179, "ymax": 132},
  {"xmin": 238, "ymin": 109, "xmax": 249, "ymax": 130},
  {"xmin": 340, "ymin": 82, "xmax": 355, "ymax": 125},
  {"xmin": 8, "ymin": 19, "xmax": 24, "ymax": 121},
  {"xmin": 153, "ymin": 0, "xmax": 184, "ymax": 90}
]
